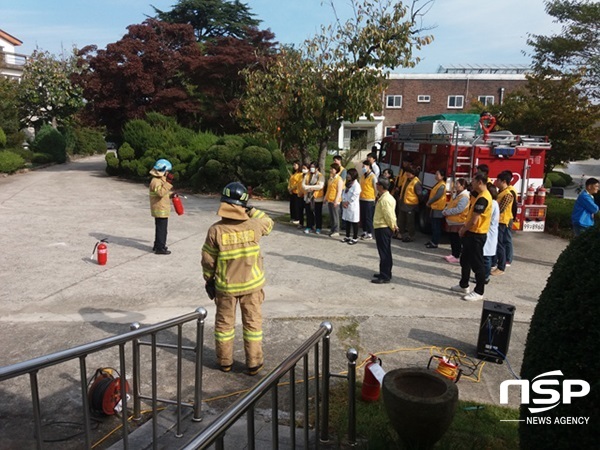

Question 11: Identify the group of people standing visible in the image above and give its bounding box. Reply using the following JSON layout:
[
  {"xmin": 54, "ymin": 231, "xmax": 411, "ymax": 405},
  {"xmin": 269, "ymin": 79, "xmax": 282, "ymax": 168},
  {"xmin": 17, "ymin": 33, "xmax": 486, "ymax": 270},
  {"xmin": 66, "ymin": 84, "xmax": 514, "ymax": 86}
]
[{"xmin": 287, "ymin": 155, "xmax": 522, "ymax": 299}]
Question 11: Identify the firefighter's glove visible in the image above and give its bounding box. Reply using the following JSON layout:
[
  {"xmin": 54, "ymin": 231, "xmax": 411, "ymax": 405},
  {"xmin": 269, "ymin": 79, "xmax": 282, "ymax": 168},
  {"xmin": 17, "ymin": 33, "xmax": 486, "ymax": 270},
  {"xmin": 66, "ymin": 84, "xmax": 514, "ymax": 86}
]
[
  {"xmin": 166, "ymin": 173, "xmax": 175, "ymax": 183},
  {"xmin": 205, "ymin": 279, "xmax": 216, "ymax": 300}
]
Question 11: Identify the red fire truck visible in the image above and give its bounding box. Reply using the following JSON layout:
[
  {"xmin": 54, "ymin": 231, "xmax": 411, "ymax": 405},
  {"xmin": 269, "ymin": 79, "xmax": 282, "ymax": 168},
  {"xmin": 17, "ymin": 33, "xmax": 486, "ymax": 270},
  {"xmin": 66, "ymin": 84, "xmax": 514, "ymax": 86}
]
[{"xmin": 379, "ymin": 113, "xmax": 551, "ymax": 231}]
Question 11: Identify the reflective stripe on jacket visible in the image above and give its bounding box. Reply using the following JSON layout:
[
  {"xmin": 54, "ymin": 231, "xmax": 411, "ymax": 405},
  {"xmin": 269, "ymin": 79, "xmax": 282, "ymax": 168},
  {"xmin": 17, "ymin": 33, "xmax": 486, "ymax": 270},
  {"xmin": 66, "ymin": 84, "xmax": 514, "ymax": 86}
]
[{"xmin": 201, "ymin": 209, "xmax": 273, "ymax": 296}]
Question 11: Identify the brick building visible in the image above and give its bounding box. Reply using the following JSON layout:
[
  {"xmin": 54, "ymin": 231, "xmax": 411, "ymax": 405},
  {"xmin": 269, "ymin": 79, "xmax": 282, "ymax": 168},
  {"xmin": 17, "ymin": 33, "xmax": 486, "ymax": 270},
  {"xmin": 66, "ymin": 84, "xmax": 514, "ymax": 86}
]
[{"xmin": 337, "ymin": 64, "xmax": 530, "ymax": 152}]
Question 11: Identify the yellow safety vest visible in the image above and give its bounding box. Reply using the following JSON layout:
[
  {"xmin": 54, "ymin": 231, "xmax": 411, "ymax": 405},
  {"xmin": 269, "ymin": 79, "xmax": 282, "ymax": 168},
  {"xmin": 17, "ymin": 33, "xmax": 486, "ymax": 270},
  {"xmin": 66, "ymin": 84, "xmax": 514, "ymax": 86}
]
[
  {"xmin": 468, "ymin": 189, "xmax": 493, "ymax": 234},
  {"xmin": 288, "ymin": 172, "xmax": 303, "ymax": 195},
  {"xmin": 497, "ymin": 188, "xmax": 514, "ymax": 225},
  {"xmin": 445, "ymin": 192, "xmax": 470, "ymax": 224},
  {"xmin": 325, "ymin": 174, "xmax": 342, "ymax": 202},
  {"xmin": 428, "ymin": 180, "xmax": 447, "ymax": 211},
  {"xmin": 507, "ymin": 185, "xmax": 518, "ymax": 219},
  {"xmin": 400, "ymin": 177, "xmax": 420, "ymax": 205},
  {"xmin": 360, "ymin": 172, "xmax": 377, "ymax": 200}
]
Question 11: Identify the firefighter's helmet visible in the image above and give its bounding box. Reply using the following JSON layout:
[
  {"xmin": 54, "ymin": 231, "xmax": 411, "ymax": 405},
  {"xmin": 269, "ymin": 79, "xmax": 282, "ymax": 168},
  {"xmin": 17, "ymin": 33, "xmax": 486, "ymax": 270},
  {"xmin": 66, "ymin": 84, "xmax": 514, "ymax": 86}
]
[
  {"xmin": 153, "ymin": 159, "xmax": 172, "ymax": 172},
  {"xmin": 221, "ymin": 182, "xmax": 249, "ymax": 207}
]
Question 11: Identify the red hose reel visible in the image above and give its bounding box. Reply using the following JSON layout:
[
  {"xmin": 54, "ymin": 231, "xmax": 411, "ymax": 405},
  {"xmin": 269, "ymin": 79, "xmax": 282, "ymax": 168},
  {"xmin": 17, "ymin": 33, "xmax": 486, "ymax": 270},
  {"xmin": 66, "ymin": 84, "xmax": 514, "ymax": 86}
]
[{"xmin": 87, "ymin": 368, "xmax": 131, "ymax": 416}]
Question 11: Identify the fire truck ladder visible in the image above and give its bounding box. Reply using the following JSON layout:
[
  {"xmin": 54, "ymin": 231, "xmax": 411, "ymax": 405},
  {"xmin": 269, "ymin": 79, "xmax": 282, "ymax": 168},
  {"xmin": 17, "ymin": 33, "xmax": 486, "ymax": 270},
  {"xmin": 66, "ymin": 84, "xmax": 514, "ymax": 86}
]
[{"xmin": 451, "ymin": 122, "xmax": 474, "ymax": 181}]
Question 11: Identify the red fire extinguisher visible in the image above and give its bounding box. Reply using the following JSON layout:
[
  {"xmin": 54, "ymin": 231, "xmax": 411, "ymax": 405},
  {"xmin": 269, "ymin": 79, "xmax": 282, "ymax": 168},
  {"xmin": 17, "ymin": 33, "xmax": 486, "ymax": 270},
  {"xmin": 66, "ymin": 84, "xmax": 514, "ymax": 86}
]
[
  {"xmin": 535, "ymin": 185, "xmax": 546, "ymax": 205},
  {"xmin": 361, "ymin": 354, "xmax": 383, "ymax": 402},
  {"xmin": 172, "ymin": 194, "xmax": 184, "ymax": 215},
  {"xmin": 91, "ymin": 239, "xmax": 108, "ymax": 265},
  {"xmin": 525, "ymin": 184, "xmax": 536, "ymax": 205}
]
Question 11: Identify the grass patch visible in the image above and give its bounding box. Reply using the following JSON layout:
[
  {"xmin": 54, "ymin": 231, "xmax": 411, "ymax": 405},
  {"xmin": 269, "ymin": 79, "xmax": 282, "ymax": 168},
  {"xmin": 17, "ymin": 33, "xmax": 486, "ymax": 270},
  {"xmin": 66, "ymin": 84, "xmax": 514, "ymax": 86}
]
[
  {"xmin": 337, "ymin": 320, "xmax": 360, "ymax": 342},
  {"xmin": 328, "ymin": 382, "xmax": 519, "ymax": 449}
]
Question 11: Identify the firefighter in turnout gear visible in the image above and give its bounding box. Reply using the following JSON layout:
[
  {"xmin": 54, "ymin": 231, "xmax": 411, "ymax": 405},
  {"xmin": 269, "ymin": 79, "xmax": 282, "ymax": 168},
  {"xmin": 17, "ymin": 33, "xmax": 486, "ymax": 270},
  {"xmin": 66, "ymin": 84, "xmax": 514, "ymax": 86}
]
[
  {"xmin": 149, "ymin": 159, "xmax": 174, "ymax": 255},
  {"xmin": 201, "ymin": 182, "xmax": 274, "ymax": 375}
]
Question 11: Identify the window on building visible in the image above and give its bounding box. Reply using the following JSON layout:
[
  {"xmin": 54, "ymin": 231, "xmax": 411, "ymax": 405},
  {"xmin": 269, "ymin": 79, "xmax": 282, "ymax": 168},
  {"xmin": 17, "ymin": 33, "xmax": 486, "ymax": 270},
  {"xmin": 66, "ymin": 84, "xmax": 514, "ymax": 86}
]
[
  {"xmin": 478, "ymin": 95, "xmax": 495, "ymax": 105},
  {"xmin": 385, "ymin": 126, "xmax": 396, "ymax": 136},
  {"xmin": 417, "ymin": 95, "xmax": 431, "ymax": 103},
  {"xmin": 386, "ymin": 95, "xmax": 403, "ymax": 108},
  {"xmin": 447, "ymin": 95, "xmax": 464, "ymax": 109}
]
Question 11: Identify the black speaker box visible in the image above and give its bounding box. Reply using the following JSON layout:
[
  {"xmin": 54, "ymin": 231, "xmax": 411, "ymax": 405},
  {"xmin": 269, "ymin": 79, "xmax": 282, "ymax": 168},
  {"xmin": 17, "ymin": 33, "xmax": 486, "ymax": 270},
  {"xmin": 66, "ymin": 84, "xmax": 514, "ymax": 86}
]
[{"xmin": 476, "ymin": 300, "xmax": 515, "ymax": 364}]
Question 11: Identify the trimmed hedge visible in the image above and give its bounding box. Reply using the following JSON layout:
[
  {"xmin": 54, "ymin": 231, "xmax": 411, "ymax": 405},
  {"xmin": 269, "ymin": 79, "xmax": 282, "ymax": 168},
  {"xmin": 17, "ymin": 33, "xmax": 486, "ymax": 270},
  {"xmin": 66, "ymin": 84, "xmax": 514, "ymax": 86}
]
[
  {"xmin": 0, "ymin": 150, "xmax": 26, "ymax": 173},
  {"xmin": 31, "ymin": 125, "xmax": 67, "ymax": 164},
  {"xmin": 544, "ymin": 197, "xmax": 575, "ymax": 238},
  {"xmin": 519, "ymin": 225, "xmax": 600, "ymax": 449},
  {"xmin": 108, "ymin": 113, "xmax": 287, "ymax": 196}
]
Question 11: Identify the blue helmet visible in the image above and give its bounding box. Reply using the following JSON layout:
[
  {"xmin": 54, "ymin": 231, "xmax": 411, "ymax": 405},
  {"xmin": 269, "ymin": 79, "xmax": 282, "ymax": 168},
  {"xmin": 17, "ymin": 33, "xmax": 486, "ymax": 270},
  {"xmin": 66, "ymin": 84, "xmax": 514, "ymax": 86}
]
[{"xmin": 153, "ymin": 159, "xmax": 172, "ymax": 172}]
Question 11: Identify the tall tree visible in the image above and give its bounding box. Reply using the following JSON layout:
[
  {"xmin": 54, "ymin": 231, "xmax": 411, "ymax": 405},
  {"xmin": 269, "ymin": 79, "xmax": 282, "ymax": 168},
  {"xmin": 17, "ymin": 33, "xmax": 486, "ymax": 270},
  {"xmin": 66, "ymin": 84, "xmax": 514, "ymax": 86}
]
[
  {"xmin": 528, "ymin": 0, "xmax": 600, "ymax": 100},
  {"xmin": 73, "ymin": 19, "xmax": 202, "ymax": 136},
  {"xmin": 17, "ymin": 49, "xmax": 84, "ymax": 130},
  {"xmin": 479, "ymin": 69, "xmax": 600, "ymax": 172},
  {"xmin": 190, "ymin": 28, "xmax": 276, "ymax": 134},
  {"xmin": 153, "ymin": 0, "xmax": 260, "ymax": 41},
  {"xmin": 0, "ymin": 77, "xmax": 22, "ymax": 146},
  {"xmin": 241, "ymin": 0, "xmax": 433, "ymax": 167}
]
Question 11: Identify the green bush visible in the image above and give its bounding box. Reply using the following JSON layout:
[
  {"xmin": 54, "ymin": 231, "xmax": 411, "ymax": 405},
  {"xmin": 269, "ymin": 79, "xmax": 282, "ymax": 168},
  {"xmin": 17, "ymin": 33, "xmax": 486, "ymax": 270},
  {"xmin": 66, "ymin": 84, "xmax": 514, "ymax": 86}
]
[
  {"xmin": 123, "ymin": 120, "xmax": 164, "ymax": 158},
  {"xmin": 105, "ymin": 152, "xmax": 119, "ymax": 175},
  {"xmin": 545, "ymin": 197, "xmax": 575, "ymax": 238},
  {"xmin": 31, "ymin": 125, "xmax": 67, "ymax": 163},
  {"xmin": 241, "ymin": 146, "xmax": 272, "ymax": 169},
  {"xmin": 31, "ymin": 152, "xmax": 53, "ymax": 164},
  {"xmin": 0, "ymin": 150, "xmax": 25, "ymax": 173},
  {"xmin": 74, "ymin": 127, "xmax": 106, "ymax": 155},
  {"xmin": 555, "ymin": 171, "xmax": 572, "ymax": 186},
  {"xmin": 7, "ymin": 147, "xmax": 33, "ymax": 162},
  {"xmin": 0, "ymin": 128, "xmax": 6, "ymax": 147},
  {"xmin": 216, "ymin": 135, "xmax": 245, "ymax": 153},
  {"xmin": 190, "ymin": 132, "xmax": 219, "ymax": 154},
  {"xmin": 117, "ymin": 142, "xmax": 135, "ymax": 161},
  {"xmin": 519, "ymin": 225, "xmax": 600, "ymax": 449},
  {"xmin": 545, "ymin": 172, "xmax": 567, "ymax": 188}
]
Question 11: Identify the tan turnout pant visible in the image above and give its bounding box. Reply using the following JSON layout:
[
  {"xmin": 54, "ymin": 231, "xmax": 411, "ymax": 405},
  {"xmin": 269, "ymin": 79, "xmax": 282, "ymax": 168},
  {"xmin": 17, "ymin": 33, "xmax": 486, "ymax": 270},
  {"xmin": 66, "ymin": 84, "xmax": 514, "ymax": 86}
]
[{"xmin": 214, "ymin": 289, "xmax": 264, "ymax": 368}]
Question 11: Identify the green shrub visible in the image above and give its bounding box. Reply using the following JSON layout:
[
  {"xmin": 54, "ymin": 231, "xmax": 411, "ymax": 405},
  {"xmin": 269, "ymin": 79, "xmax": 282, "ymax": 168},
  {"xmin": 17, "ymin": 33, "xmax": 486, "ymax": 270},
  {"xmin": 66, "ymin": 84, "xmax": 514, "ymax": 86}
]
[
  {"xmin": 241, "ymin": 146, "xmax": 272, "ymax": 169},
  {"xmin": 0, "ymin": 150, "xmax": 25, "ymax": 173},
  {"xmin": 198, "ymin": 159, "xmax": 226, "ymax": 189},
  {"xmin": 31, "ymin": 152, "xmax": 53, "ymax": 164},
  {"xmin": 545, "ymin": 172, "xmax": 566, "ymax": 188},
  {"xmin": 105, "ymin": 152, "xmax": 119, "ymax": 175},
  {"xmin": 31, "ymin": 125, "xmax": 67, "ymax": 163},
  {"xmin": 0, "ymin": 128, "xmax": 6, "ymax": 147},
  {"xmin": 519, "ymin": 225, "xmax": 600, "ymax": 449},
  {"xmin": 190, "ymin": 132, "xmax": 219, "ymax": 154},
  {"xmin": 117, "ymin": 142, "xmax": 135, "ymax": 161},
  {"xmin": 545, "ymin": 197, "xmax": 575, "ymax": 238},
  {"xmin": 78, "ymin": 128, "xmax": 106, "ymax": 155},
  {"xmin": 216, "ymin": 135, "xmax": 245, "ymax": 153},
  {"xmin": 123, "ymin": 120, "xmax": 164, "ymax": 158},
  {"xmin": 555, "ymin": 171, "xmax": 572, "ymax": 186},
  {"xmin": 7, "ymin": 147, "xmax": 33, "ymax": 162}
]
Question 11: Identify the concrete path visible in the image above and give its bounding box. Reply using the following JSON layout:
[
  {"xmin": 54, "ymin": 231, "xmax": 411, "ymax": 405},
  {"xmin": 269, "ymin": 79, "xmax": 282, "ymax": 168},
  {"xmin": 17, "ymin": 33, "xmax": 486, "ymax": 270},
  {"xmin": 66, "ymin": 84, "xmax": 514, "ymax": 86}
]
[{"xmin": 0, "ymin": 155, "xmax": 569, "ymax": 448}]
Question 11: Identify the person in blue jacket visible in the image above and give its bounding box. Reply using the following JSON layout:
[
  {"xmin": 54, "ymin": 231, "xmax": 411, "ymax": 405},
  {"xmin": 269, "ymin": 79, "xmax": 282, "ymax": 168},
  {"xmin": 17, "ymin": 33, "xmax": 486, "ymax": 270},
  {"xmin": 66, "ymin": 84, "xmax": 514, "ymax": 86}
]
[{"xmin": 572, "ymin": 177, "xmax": 600, "ymax": 236}]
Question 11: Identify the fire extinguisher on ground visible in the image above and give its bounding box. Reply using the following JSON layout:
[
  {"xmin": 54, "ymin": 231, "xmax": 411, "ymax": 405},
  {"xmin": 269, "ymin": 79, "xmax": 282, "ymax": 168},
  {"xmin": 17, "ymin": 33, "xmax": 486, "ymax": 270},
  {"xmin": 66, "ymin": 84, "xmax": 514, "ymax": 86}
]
[
  {"xmin": 91, "ymin": 239, "xmax": 108, "ymax": 265},
  {"xmin": 172, "ymin": 194, "xmax": 185, "ymax": 215},
  {"xmin": 361, "ymin": 354, "xmax": 384, "ymax": 402}
]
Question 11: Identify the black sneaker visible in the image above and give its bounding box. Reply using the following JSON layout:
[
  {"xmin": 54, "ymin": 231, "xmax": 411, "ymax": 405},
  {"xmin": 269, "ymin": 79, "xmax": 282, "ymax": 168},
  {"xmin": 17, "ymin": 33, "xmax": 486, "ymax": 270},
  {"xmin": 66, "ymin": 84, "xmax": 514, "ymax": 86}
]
[
  {"xmin": 373, "ymin": 273, "xmax": 383, "ymax": 278},
  {"xmin": 155, "ymin": 249, "xmax": 171, "ymax": 255},
  {"xmin": 371, "ymin": 278, "xmax": 390, "ymax": 284},
  {"xmin": 348, "ymin": 239, "xmax": 358, "ymax": 245},
  {"xmin": 425, "ymin": 242, "xmax": 438, "ymax": 248},
  {"xmin": 341, "ymin": 237, "xmax": 351, "ymax": 243}
]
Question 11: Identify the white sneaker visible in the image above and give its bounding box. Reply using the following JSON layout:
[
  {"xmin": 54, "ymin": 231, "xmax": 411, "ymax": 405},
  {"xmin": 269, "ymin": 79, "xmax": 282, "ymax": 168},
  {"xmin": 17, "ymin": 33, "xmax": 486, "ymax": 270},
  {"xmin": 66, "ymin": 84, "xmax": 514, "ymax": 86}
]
[
  {"xmin": 330, "ymin": 232, "xmax": 340, "ymax": 237},
  {"xmin": 450, "ymin": 285, "xmax": 469, "ymax": 294},
  {"xmin": 303, "ymin": 228, "xmax": 311, "ymax": 234},
  {"xmin": 463, "ymin": 291, "xmax": 484, "ymax": 302}
]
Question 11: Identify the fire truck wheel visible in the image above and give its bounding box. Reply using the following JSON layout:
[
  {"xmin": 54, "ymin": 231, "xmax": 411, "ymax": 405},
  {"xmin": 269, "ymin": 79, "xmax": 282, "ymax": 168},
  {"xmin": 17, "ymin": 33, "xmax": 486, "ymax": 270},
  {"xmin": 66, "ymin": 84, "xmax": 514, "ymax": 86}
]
[{"xmin": 418, "ymin": 207, "xmax": 431, "ymax": 233}]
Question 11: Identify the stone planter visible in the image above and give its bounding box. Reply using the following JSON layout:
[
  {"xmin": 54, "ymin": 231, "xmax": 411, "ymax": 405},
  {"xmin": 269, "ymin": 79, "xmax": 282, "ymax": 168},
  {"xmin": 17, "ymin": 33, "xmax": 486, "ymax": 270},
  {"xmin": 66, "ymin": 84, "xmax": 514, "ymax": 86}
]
[{"xmin": 382, "ymin": 368, "xmax": 459, "ymax": 450}]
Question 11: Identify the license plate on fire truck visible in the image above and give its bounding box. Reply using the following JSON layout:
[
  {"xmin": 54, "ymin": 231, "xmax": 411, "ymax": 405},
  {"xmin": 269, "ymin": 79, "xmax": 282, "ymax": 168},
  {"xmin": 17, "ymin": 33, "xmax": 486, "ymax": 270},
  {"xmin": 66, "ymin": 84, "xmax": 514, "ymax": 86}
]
[{"xmin": 522, "ymin": 221, "xmax": 545, "ymax": 232}]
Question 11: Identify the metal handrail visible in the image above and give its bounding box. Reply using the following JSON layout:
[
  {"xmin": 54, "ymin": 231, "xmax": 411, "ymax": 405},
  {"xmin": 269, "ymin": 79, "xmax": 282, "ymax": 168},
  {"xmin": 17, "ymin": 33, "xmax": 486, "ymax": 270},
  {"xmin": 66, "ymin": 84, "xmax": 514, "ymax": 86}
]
[
  {"xmin": 0, "ymin": 307, "xmax": 207, "ymax": 449},
  {"xmin": 183, "ymin": 321, "xmax": 333, "ymax": 450}
]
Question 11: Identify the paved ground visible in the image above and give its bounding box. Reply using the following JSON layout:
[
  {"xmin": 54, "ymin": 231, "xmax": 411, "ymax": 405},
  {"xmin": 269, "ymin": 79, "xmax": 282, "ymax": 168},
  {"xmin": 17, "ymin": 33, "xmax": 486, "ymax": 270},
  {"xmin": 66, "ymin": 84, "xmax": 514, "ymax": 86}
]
[{"xmin": 0, "ymin": 155, "xmax": 569, "ymax": 448}]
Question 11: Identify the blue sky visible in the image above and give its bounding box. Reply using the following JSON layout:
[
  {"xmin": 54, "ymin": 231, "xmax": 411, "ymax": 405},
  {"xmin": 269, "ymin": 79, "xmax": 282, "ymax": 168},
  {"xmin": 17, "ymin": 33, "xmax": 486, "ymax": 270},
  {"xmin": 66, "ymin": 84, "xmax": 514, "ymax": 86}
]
[{"xmin": 1, "ymin": 0, "xmax": 558, "ymax": 73}]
